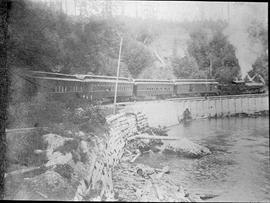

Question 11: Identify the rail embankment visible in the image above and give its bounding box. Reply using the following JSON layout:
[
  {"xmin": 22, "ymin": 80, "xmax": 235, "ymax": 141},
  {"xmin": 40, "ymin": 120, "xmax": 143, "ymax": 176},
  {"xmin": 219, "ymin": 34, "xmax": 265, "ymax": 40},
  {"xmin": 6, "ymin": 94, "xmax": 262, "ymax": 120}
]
[
  {"xmin": 123, "ymin": 94, "xmax": 269, "ymax": 127},
  {"xmin": 5, "ymin": 110, "xmax": 210, "ymax": 201}
]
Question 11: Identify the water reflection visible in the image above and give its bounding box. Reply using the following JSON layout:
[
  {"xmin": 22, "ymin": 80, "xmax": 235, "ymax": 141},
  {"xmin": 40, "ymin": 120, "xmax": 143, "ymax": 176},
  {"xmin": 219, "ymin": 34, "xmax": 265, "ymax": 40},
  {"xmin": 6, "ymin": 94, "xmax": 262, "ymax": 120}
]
[{"xmin": 137, "ymin": 117, "xmax": 269, "ymax": 202}]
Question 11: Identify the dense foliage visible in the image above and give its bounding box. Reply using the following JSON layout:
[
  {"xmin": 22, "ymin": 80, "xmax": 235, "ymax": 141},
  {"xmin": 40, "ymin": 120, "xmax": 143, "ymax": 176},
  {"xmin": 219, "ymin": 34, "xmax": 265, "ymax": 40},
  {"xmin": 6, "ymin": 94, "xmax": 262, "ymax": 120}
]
[
  {"xmin": 173, "ymin": 20, "xmax": 241, "ymax": 83},
  {"xmin": 8, "ymin": 1, "xmax": 267, "ymax": 83},
  {"xmin": 122, "ymin": 39, "xmax": 154, "ymax": 78},
  {"xmin": 172, "ymin": 56, "xmax": 207, "ymax": 79},
  {"xmin": 8, "ymin": 0, "xmax": 153, "ymax": 78}
]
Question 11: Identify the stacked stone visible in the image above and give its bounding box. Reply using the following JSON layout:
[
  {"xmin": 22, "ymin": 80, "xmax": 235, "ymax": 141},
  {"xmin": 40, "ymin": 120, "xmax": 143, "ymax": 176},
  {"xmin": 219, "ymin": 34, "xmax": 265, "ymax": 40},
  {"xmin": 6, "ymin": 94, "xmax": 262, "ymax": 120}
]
[
  {"xmin": 135, "ymin": 112, "xmax": 149, "ymax": 131},
  {"xmin": 75, "ymin": 112, "xmax": 149, "ymax": 201}
]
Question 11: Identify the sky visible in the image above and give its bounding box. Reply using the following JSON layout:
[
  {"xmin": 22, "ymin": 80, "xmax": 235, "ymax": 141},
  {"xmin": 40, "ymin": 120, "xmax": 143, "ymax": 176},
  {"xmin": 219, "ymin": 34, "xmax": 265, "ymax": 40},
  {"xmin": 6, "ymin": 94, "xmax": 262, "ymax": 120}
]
[{"xmin": 35, "ymin": 1, "xmax": 267, "ymax": 24}]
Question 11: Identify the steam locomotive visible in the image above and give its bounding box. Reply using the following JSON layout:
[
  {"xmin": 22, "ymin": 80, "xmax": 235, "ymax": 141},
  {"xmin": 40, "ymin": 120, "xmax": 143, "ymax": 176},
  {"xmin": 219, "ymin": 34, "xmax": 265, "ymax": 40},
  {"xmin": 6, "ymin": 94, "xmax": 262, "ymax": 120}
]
[
  {"xmin": 218, "ymin": 80, "xmax": 266, "ymax": 95},
  {"xmin": 21, "ymin": 71, "xmax": 265, "ymax": 103}
]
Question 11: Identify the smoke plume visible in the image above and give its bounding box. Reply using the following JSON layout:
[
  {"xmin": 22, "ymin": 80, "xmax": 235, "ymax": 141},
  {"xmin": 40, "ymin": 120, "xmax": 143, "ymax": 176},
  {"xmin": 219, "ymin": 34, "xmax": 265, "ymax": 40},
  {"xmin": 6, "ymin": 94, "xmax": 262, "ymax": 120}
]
[{"xmin": 223, "ymin": 3, "xmax": 267, "ymax": 79}]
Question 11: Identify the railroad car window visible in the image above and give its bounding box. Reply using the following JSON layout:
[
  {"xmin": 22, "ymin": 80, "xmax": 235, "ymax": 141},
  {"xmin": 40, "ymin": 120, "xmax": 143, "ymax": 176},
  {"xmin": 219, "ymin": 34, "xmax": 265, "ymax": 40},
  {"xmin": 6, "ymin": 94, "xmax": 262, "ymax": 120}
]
[{"xmin": 189, "ymin": 85, "xmax": 193, "ymax": 92}]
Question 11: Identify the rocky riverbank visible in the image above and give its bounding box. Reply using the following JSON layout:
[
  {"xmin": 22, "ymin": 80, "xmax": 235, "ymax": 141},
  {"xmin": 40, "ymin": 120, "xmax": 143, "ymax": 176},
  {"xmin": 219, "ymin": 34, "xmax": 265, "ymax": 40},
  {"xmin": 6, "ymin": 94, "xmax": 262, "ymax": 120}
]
[
  {"xmin": 5, "ymin": 110, "xmax": 211, "ymax": 201},
  {"xmin": 112, "ymin": 134, "xmax": 207, "ymax": 202}
]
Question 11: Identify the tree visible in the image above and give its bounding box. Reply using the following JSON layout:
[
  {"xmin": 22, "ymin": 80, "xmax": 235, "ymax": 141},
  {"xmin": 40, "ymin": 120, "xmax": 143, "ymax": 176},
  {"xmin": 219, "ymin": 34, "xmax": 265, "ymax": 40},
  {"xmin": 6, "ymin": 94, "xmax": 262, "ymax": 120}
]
[
  {"xmin": 208, "ymin": 32, "xmax": 240, "ymax": 83},
  {"xmin": 186, "ymin": 23, "xmax": 240, "ymax": 83},
  {"xmin": 122, "ymin": 40, "xmax": 154, "ymax": 78},
  {"xmin": 187, "ymin": 28, "xmax": 211, "ymax": 71},
  {"xmin": 172, "ymin": 56, "xmax": 207, "ymax": 78}
]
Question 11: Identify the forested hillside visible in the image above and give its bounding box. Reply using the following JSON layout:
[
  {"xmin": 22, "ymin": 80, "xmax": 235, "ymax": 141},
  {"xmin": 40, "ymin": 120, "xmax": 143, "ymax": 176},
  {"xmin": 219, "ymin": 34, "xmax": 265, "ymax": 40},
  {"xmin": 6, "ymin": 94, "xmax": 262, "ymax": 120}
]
[{"xmin": 8, "ymin": 0, "xmax": 268, "ymax": 84}]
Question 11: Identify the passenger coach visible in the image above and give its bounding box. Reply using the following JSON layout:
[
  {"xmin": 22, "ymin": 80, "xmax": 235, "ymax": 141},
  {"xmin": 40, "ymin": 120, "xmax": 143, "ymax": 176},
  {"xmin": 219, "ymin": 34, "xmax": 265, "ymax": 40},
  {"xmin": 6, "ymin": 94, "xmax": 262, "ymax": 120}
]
[
  {"xmin": 134, "ymin": 79, "xmax": 174, "ymax": 100},
  {"xmin": 82, "ymin": 75, "xmax": 134, "ymax": 102},
  {"xmin": 174, "ymin": 79, "xmax": 219, "ymax": 97}
]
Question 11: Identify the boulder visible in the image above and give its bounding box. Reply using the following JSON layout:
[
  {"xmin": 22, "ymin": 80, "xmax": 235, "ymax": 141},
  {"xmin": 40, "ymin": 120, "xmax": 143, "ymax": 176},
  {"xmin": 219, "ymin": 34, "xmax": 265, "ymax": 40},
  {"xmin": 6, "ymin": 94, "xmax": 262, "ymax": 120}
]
[
  {"xmin": 42, "ymin": 133, "xmax": 73, "ymax": 155},
  {"xmin": 14, "ymin": 170, "xmax": 75, "ymax": 200},
  {"xmin": 163, "ymin": 138, "xmax": 211, "ymax": 158}
]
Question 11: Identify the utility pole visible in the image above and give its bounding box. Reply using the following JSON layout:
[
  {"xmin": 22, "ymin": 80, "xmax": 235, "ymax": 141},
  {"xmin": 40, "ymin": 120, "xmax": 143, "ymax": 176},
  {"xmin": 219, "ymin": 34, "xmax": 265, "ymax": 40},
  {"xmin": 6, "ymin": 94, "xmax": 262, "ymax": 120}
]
[
  {"xmin": 227, "ymin": 2, "xmax": 230, "ymax": 24},
  {"xmin": 113, "ymin": 37, "xmax": 123, "ymax": 114},
  {"xmin": 209, "ymin": 56, "xmax": 212, "ymax": 78},
  {"xmin": 74, "ymin": 0, "xmax": 77, "ymax": 16}
]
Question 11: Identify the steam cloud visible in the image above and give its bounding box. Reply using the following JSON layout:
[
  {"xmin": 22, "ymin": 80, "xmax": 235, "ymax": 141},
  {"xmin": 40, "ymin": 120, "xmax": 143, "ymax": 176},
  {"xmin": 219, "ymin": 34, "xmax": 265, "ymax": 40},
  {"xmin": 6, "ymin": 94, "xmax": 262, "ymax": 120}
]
[{"xmin": 223, "ymin": 3, "xmax": 267, "ymax": 79}]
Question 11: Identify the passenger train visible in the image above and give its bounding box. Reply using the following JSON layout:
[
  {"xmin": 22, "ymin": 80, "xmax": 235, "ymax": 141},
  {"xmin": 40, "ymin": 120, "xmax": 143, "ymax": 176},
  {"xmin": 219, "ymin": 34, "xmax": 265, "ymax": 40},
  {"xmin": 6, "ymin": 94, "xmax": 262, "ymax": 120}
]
[{"xmin": 22, "ymin": 71, "xmax": 265, "ymax": 103}]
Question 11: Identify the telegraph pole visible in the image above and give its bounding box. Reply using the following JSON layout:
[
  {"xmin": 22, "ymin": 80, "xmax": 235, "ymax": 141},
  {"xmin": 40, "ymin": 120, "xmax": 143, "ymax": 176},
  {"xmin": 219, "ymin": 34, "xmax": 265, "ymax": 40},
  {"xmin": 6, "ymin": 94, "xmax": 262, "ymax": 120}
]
[
  {"xmin": 113, "ymin": 37, "xmax": 123, "ymax": 114},
  {"xmin": 227, "ymin": 2, "xmax": 230, "ymax": 24}
]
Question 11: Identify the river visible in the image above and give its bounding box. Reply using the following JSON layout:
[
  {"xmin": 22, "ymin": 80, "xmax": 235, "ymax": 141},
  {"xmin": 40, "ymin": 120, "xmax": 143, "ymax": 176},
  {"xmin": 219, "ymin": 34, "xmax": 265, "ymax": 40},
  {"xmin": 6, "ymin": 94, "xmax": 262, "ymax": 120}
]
[{"xmin": 136, "ymin": 117, "xmax": 269, "ymax": 202}]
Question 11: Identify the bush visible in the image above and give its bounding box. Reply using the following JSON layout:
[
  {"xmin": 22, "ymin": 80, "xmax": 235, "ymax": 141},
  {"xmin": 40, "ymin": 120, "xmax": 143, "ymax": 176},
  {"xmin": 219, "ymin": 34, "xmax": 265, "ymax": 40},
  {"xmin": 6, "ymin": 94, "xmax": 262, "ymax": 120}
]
[{"xmin": 122, "ymin": 40, "xmax": 154, "ymax": 78}]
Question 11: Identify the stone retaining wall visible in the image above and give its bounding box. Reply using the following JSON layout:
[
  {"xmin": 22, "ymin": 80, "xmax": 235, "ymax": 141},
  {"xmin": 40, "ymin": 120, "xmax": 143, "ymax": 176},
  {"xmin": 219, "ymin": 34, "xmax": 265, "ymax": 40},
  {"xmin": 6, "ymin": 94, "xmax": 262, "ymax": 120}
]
[{"xmin": 74, "ymin": 111, "xmax": 149, "ymax": 200}]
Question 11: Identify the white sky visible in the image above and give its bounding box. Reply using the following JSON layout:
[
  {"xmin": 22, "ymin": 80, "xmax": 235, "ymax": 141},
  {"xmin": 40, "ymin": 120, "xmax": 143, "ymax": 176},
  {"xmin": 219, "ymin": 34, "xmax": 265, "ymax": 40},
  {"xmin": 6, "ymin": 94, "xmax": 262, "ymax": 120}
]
[{"xmin": 34, "ymin": 1, "xmax": 267, "ymax": 23}]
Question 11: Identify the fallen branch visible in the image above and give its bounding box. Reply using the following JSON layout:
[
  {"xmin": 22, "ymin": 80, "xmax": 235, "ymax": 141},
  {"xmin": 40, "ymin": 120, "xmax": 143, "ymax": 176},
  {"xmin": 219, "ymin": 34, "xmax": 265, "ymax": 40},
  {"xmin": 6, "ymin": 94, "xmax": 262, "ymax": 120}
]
[
  {"xmin": 5, "ymin": 165, "xmax": 47, "ymax": 177},
  {"xmin": 130, "ymin": 152, "xmax": 141, "ymax": 163},
  {"xmin": 35, "ymin": 191, "xmax": 48, "ymax": 199},
  {"xmin": 128, "ymin": 134, "xmax": 180, "ymax": 141},
  {"xmin": 6, "ymin": 127, "xmax": 49, "ymax": 134}
]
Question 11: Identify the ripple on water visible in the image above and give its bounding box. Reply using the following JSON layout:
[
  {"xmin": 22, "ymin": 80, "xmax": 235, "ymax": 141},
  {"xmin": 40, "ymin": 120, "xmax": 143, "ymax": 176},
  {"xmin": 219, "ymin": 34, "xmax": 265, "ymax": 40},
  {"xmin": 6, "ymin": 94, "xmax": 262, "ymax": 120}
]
[{"xmin": 138, "ymin": 117, "xmax": 270, "ymax": 202}]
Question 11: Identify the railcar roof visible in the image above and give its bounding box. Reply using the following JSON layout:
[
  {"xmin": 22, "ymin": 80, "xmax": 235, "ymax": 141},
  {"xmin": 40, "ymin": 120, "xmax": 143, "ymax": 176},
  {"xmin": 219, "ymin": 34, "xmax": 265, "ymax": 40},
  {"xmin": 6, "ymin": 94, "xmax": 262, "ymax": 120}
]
[
  {"xmin": 80, "ymin": 74, "xmax": 131, "ymax": 81},
  {"xmin": 30, "ymin": 76, "xmax": 85, "ymax": 82},
  {"xmin": 174, "ymin": 79, "xmax": 217, "ymax": 82},
  {"xmin": 30, "ymin": 71, "xmax": 78, "ymax": 79},
  {"xmin": 134, "ymin": 79, "xmax": 173, "ymax": 82},
  {"xmin": 83, "ymin": 79, "xmax": 133, "ymax": 84},
  {"xmin": 30, "ymin": 71, "xmax": 132, "ymax": 81},
  {"xmin": 134, "ymin": 82, "xmax": 174, "ymax": 85},
  {"xmin": 175, "ymin": 81, "xmax": 219, "ymax": 85},
  {"xmin": 32, "ymin": 76, "xmax": 133, "ymax": 84}
]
